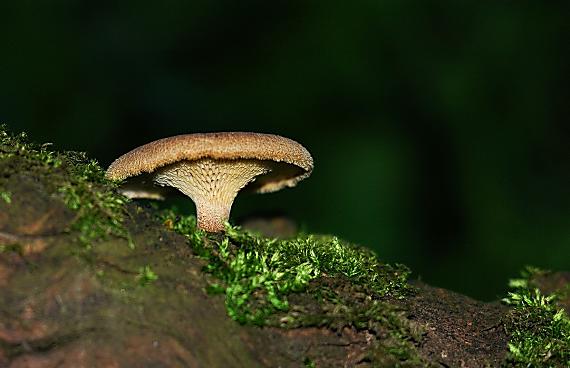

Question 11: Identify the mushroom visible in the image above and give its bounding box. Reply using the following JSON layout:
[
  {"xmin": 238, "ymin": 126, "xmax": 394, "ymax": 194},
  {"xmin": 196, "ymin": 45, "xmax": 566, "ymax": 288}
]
[{"xmin": 105, "ymin": 132, "xmax": 313, "ymax": 232}]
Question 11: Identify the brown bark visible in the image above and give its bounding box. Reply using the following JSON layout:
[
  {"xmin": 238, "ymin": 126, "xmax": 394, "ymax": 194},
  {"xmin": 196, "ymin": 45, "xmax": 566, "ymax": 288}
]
[{"xmin": 0, "ymin": 168, "xmax": 567, "ymax": 368}]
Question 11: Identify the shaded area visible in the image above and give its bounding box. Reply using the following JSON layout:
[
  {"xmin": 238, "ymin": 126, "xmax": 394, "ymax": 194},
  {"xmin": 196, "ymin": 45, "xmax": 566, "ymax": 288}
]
[{"xmin": 1, "ymin": 1, "xmax": 569, "ymax": 301}]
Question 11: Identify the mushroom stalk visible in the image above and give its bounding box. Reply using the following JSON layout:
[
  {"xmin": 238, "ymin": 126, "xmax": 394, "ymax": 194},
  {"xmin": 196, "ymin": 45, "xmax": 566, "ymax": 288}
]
[
  {"xmin": 193, "ymin": 197, "xmax": 233, "ymax": 232},
  {"xmin": 154, "ymin": 158, "xmax": 270, "ymax": 232}
]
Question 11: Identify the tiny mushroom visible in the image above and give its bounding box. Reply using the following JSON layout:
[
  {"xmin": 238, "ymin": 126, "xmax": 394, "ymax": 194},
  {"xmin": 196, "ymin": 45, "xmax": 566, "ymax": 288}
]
[{"xmin": 105, "ymin": 132, "xmax": 313, "ymax": 232}]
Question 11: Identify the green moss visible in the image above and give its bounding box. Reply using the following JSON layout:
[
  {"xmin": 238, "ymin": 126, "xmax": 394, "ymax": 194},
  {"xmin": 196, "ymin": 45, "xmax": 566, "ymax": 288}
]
[
  {"xmin": 0, "ymin": 124, "xmax": 132, "ymax": 248},
  {"xmin": 58, "ymin": 151, "xmax": 132, "ymax": 248},
  {"xmin": 503, "ymin": 267, "xmax": 570, "ymax": 367},
  {"xmin": 303, "ymin": 357, "xmax": 316, "ymax": 368},
  {"xmin": 161, "ymin": 210, "xmax": 424, "ymax": 364},
  {"xmin": 0, "ymin": 128, "xmax": 63, "ymax": 166},
  {"xmin": 0, "ymin": 243, "xmax": 22, "ymax": 254},
  {"xmin": 1, "ymin": 124, "xmax": 422, "ymax": 364},
  {"xmin": 306, "ymin": 287, "xmax": 425, "ymax": 364},
  {"xmin": 0, "ymin": 190, "xmax": 11, "ymax": 203},
  {"xmin": 136, "ymin": 265, "xmax": 159, "ymax": 286},
  {"xmin": 160, "ymin": 210, "xmax": 411, "ymax": 323}
]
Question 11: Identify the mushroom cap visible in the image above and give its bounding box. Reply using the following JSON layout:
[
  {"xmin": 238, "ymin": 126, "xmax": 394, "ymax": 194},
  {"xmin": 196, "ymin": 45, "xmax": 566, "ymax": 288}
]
[{"xmin": 106, "ymin": 132, "xmax": 313, "ymax": 194}]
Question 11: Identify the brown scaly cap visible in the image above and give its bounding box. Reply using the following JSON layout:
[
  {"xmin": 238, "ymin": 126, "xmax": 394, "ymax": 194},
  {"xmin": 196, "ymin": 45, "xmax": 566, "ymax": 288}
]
[{"xmin": 105, "ymin": 132, "xmax": 313, "ymax": 193}]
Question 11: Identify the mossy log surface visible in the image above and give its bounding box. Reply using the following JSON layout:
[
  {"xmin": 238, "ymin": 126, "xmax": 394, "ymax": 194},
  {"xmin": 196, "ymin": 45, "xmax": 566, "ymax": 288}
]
[{"xmin": 0, "ymin": 131, "xmax": 568, "ymax": 367}]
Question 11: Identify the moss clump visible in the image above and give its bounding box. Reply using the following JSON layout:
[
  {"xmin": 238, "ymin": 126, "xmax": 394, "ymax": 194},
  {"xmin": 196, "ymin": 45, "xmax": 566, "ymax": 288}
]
[
  {"xmin": 288, "ymin": 282, "xmax": 426, "ymax": 365},
  {"xmin": 161, "ymin": 211, "xmax": 424, "ymax": 364},
  {"xmin": 160, "ymin": 211, "xmax": 411, "ymax": 325},
  {"xmin": 59, "ymin": 151, "xmax": 132, "ymax": 248},
  {"xmin": 136, "ymin": 265, "xmax": 159, "ymax": 286},
  {"xmin": 502, "ymin": 267, "xmax": 570, "ymax": 367},
  {"xmin": 303, "ymin": 357, "xmax": 316, "ymax": 368},
  {"xmin": 0, "ymin": 124, "xmax": 131, "ymax": 248},
  {"xmin": 0, "ymin": 190, "xmax": 11, "ymax": 203}
]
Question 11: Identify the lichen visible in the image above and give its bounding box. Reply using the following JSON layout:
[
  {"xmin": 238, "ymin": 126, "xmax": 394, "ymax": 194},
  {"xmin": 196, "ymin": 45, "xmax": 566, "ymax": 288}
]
[
  {"xmin": 0, "ymin": 124, "xmax": 132, "ymax": 248},
  {"xmin": 502, "ymin": 267, "xmax": 570, "ymax": 367}
]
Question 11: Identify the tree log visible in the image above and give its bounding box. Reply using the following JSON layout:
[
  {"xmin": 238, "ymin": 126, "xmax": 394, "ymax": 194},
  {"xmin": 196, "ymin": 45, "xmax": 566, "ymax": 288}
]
[{"xmin": 0, "ymin": 129, "xmax": 568, "ymax": 367}]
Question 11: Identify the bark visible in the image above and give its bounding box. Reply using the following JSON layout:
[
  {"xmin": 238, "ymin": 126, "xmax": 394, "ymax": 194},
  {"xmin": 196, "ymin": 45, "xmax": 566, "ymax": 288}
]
[{"xmin": 0, "ymin": 162, "xmax": 568, "ymax": 368}]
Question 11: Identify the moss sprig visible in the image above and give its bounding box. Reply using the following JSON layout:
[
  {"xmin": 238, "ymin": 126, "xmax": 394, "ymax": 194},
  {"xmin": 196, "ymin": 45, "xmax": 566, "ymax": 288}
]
[
  {"xmin": 503, "ymin": 268, "xmax": 570, "ymax": 367},
  {"xmin": 0, "ymin": 124, "xmax": 132, "ymax": 248},
  {"xmin": 161, "ymin": 210, "xmax": 411, "ymax": 325},
  {"xmin": 59, "ymin": 151, "xmax": 133, "ymax": 248},
  {"xmin": 1, "ymin": 127, "xmax": 63, "ymax": 167},
  {"xmin": 0, "ymin": 190, "xmax": 11, "ymax": 204},
  {"xmin": 136, "ymin": 265, "xmax": 159, "ymax": 286}
]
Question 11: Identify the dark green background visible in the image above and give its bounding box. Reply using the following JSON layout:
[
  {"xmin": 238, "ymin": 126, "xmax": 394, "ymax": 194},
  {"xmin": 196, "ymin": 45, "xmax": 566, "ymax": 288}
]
[{"xmin": 1, "ymin": 1, "xmax": 568, "ymax": 300}]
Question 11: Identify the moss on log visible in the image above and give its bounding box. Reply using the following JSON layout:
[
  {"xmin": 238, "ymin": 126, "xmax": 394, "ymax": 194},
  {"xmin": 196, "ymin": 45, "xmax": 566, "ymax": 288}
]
[{"xmin": 1, "ymin": 126, "xmax": 568, "ymax": 367}]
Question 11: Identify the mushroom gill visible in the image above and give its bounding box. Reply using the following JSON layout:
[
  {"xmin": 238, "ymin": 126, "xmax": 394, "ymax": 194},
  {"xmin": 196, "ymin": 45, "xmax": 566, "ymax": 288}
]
[{"xmin": 154, "ymin": 158, "xmax": 271, "ymax": 232}]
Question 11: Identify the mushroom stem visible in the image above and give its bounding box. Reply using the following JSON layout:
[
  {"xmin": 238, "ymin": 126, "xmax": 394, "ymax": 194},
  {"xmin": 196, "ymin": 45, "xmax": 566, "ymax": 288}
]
[
  {"xmin": 194, "ymin": 198, "xmax": 233, "ymax": 232},
  {"xmin": 153, "ymin": 158, "xmax": 271, "ymax": 232}
]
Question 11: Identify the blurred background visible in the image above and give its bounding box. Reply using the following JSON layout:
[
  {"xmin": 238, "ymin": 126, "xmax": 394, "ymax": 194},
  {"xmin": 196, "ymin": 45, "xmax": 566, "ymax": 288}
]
[{"xmin": 1, "ymin": 1, "xmax": 568, "ymax": 300}]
